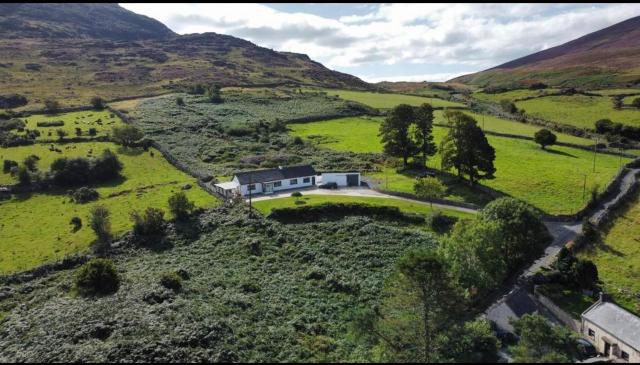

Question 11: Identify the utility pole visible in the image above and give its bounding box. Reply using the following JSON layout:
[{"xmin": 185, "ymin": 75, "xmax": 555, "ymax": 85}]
[
  {"xmin": 593, "ymin": 138, "xmax": 598, "ymax": 173},
  {"xmin": 248, "ymin": 173, "xmax": 253, "ymax": 218},
  {"xmin": 582, "ymin": 174, "xmax": 587, "ymax": 203}
]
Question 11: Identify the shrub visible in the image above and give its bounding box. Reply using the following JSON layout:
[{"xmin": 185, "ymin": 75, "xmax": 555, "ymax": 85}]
[
  {"xmin": 91, "ymin": 149, "xmax": 123, "ymax": 181},
  {"xmin": 89, "ymin": 205, "xmax": 111, "ymax": 247},
  {"xmin": 56, "ymin": 129, "xmax": 68, "ymax": 141},
  {"xmin": 500, "ymin": 99, "xmax": 518, "ymax": 114},
  {"xmin": 23, "ymin": 154, "xmax": 40, "ymax": 172},
  {"xmin": 291, "ymin": 191, "xmax": 303, "ymax": 197},
  {"xmin": 632, "ymin": 97, "xmax": 640, "ymax": 109},
  {"xmin": 70, "ymin": 216, "xmax": 82, "ymax": 230},
  {"xmin": 426, "ymin": 211, "xmax": 458, "ymax": 233},
  {"xmin": 36, "ymin": 120, "xmax": 64, "ymax": 127},
  {"xmin": 226, "ymin": 126, "xmax": 253, "ymax": 137},
  {"xmin": 75, "ymin": 127, "xmax": 82, "ymax": 136},
  {"xmin": 88, "ymin": 128, "xmax": 97, "ymax": 136},
  {"xmin": 17, "ymin": 166, "xmax": 31, "ymax": 186},
  {"xmin": 293, "ymin": 136, "xmax": 304, "ymax": 145},
  {"xmin": 160, "ymin": 271, "xmax": 183, "ymax": 291},
  {"xmin": 3, "ymin": 159, "xmax": 18, "ymax": 173},
  {"xmin": 112, "ymin": 125, "xmax": 144, "ymax": 147},
  {"xmin": 50, "ymin": 149, "xmax": 122, "ymax": 187},
  {"xmin": 595, "ymin": 119, "xmax": 614, "ymax": 134},
  {"xmin": 74, "ymin": 258, "xmax": 120, "ymax": 296},
  {"xmin": 175, "ymin": 96, "xmax": 185, "ymax": 106},
  {"xmin": 90, "ymin": 96, "xmax": 105, "ymax": 110},
  {"xmin": 131, "ymin": 207, "xmax": 166, "ymax": 237},
  {"xmin": 0, "ymin": 118, "xmax": 25, "ymax": 131},
  {"xmin": 71, "ymin": 187, "xmax": 99, "ymax": 204},
  {"xmin": 168, "ymin": 192, "xmax": 195, "ymax": 220},
  {"xmin": 43, "ymin": 99, "xmax": 60, "ymax": 114},
  {"xmin": 268, "ymin": 202, "xmax": 425, "ymax": 224}
]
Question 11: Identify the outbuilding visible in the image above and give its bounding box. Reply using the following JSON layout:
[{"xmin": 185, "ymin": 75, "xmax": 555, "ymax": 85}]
[
  {"xmin": 320, "ymin": 171, "xmax": 361, "ymax": 187},
  {"xmin": 581, "ymin": 293, "xmax": 640, "ymax": 362}
]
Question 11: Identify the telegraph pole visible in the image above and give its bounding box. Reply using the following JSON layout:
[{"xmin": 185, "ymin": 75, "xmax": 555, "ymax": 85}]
[{"xmin": 593, "ymin": 138, "xmax": 598, "ymax": 173}]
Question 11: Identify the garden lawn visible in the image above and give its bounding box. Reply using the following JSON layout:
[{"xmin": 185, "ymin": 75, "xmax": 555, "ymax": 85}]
[
  {"xmin": 516, "ymin": 95, "xmax": 640, "ymax": 129},
  {"xmin": 0, "ymin": 142, "xmax": 217, "ymax": 274},
  {"xmin": 19, "ymin": 110, "xmax": 124, "ymax": 141},
  {"xmin": 290, "ymin": 117, "xmax": 630, "ymax": 214},
  {"xmin": 252, "ymin": 194, "xmax": 474, "ymax": 220},
  {"xmin": 577, "ymin": 194, "xmax": 640, "ymax": 315},
  {"xmin": 322, "ymin": 88, "xmax": 466, "ymax": 109}
]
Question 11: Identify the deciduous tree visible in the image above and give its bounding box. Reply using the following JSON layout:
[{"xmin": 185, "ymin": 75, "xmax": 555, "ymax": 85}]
[{"xmin": 379, "ymin": 104, "xmax": 417, "ymax": 168}]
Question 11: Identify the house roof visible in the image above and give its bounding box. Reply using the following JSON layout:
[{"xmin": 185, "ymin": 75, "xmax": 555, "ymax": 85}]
[
  {"xmin": 234, "ymin": 165, "xmax": 316, "ymax": 185},
  {"xmin": 582, "ymin": 301, "xmax": 640, "ymax": 350}
]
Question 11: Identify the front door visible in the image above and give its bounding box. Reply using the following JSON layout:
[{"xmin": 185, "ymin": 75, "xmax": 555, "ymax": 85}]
[
  {"xmin": 604, "ymin": 342, "xmax": 611, "ymax": 357},
  {"xmin": 264, "ymin": 183, "xmax": 274, "ymax": 194}
]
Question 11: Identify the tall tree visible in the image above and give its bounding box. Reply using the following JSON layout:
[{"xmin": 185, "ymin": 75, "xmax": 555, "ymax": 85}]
[
  {"xmin": 440, "ymin": 112, "xmax": 496, "ymax": 185},
  {"xmin": 379, "ymin": 104, "xmax": 416, "ymax": 168},
  {"xmin": 414, "ymin": 103, "xmax": 437, "ymax": 167}
]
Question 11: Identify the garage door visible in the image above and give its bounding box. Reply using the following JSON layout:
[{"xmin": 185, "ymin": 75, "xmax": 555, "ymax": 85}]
[{"xmin": 346, "ymin": 174, "xmax": 359, "ymax": 187}]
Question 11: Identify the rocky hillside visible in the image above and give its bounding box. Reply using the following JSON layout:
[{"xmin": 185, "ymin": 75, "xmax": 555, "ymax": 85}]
[
  {"xmin": 0, "ymin": 3, "xmax": 370, "ymax": 110},
  {"xmin": 452, "ymin": 15, "xmax": 640, "ymax": 89}
]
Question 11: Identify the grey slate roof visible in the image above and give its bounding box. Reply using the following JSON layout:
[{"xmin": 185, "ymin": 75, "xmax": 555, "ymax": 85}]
[
  {"xmin": 234, "ymin": 165, "xmax": 316, "ymax": 185},
  {"xmin": 582, "ymin": 301, "xmax": 640, "ymax": 350}
]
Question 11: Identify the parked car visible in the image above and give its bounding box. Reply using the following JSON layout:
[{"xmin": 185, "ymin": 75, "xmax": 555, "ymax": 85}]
[
  {"xmin": 576, "ymin": 338, "xmax": 598, "ymax": 361},
  {"xmin": 318, "ymin": 182, "xmax": 338, "ymax": 190}
]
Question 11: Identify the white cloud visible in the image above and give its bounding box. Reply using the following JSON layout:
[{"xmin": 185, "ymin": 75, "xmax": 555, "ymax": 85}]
[{"xmin": 120, "ymin": 3, "xmax": 640, "ymax": 82}]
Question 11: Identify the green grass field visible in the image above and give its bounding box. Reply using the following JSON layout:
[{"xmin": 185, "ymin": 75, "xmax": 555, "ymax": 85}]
[
  {"xmin": 252, "ymin": 194, "xmax": 474, "ymax": 220},
  {"xmin": 516, "ymin": 95, "xmax": 640, "ymax": 129},
  {"xmin": 290, "ymin": 116, "xmax": 630, "ymax": 214},
  {"xmin": 592, "ymin": 88, "xmax": 640, "ymax": 96},
  {"xmin": 0, "ymin": 141, "xmax": 217, "ymax": 274},
  {"xmin": 16, "ymin": 110, "xmax": 124, "ymax": 141},
  {"xmin": 321, "ymin": 88, "xmax": 466, "ymax": 109},
  {"xmin": 577, "ymin": 194, "xmax": 640, "ymax": 315},
  {"xmin": 473, "ymin": 89, "xmax": 561, "ymax": 103}
]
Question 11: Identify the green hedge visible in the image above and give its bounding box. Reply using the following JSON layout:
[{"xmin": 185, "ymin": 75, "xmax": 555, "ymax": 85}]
[{"xmin": 267, "ymin": 202, "xmax": 425, "ymax": 224}]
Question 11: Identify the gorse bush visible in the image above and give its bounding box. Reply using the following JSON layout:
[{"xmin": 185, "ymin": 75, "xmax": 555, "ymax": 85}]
[
  {"xmin": 168, "ymin": 192, "xmax": 195, "ymax": 220},
  {"xmin": 131, "ymin": 207, "xmax": 166, "ymax": 237},
  {"xmin": 50, "ymin": 149, "xmax": 122, "ymax": 187},
  {"xmin": 160, "ymin": 271, "xmax": 183, "ymax": 291},
  {"xmin": 71, "ymin": 187, "xmax": 99, "ymax": 204},
  {"xmin": 36, "ymin": 120, "xmax": 64, "ymax": 127},
  {"xmin": 74, "ymin": 258, "xmax": 120, "ymax": 296}
]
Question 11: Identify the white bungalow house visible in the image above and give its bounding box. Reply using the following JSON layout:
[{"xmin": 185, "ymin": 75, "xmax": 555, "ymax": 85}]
[
  {"xmin": 581, "ymin": 293, "xmax": 640, "ymax": 362},
  {"xmin": 213, "ymin": 165, "xmax": 317, "ymax": 198}
]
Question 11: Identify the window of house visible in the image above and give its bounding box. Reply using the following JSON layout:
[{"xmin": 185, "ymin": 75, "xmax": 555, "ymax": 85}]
[
  {"xmin": 621, "ymin": 351, "xmax": 629, "ymax": 361},
  {"xmin": 588, "ymin": 329, "xmax": 595, "ymax": 339},
  {"xmin": 303, "ymin": 177, "xmax": 310, "ymax": 183},
  {"xmin": 274, "ymin": 181, "xmax": 282, "ymax": 187},
  {"xmin": 247, "ymin": 184, "xmax": 256, "ymax": 191},
  {"xmin": 290, "ymin": 178, "xmax": 298, "ymax": 185}
]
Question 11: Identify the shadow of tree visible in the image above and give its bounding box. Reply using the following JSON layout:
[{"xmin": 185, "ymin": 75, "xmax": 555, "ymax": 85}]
[{"xmin": 544, "ymin": 148, "xmax": 578, "ymax": 158}]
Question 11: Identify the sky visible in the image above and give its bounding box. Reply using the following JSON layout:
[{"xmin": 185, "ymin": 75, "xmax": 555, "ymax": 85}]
[{"xmin": 120, "ymin": 3, "xmax": 640, "ymax": 83}]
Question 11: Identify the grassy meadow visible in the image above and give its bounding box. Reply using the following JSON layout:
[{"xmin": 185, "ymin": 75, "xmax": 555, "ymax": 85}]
[
  {"xmin": 0, "ymin": 141, "xmax": 217, "ymax": 274},
  {"xmin": 516, "ymin": 95, "xmax": 640, "ymax": 129},
  {"xmin": 577, "ymin": 194, "xmax": 640, "ymax": 315},
  {"xmin": 290, "ymin": 116, "xmax": 630, "ymax": 214},
  {"xmin": 320, "ymin": 88, "xmax": 466, "ymax": 109},
  {"xmin": 17, "ymin": 110, "xmax": 124, "ymax": 141}
]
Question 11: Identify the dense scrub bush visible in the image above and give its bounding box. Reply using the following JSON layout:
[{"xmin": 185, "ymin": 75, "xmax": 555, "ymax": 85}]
[
  {"xmin": 160, "ymin": 271, "xmax": 183, "ymax": 291},
  {"xmin": 0, "ymin": 118, "xmax": 25, "ymax": 131},
  {"xmin": 90, "ymin": 96, "xmax": 105, "ymax": 110},
  {"xmin": 3, "ymin": 159, "xmax": 18, "ymax": 173},
  {"xmin": 168, "ymin": 192, "xmax": 195, "ymax": 220},
  {"xmin": 71, "ymin": 187, "xmax": 99, "ymax": 204},
  {"xmin": 0, "ymin": 94, "xmax": 28, "ymax": 109},
  {"xmin": 0, "ymin": 131, "xmax": 37, "ymax": 147},
  {"xmin": 36, "ymin": 120, "xmax": 64, "ymax": 127},
  {"xmin": 268, "ymin": 202, "xmax": 425, "ymax": 224},
  {"xmin": 70, "ymin": 216, "xmax": 82, "ymax": 230},
  {"xmin": 131, "ymin": 207, "xmax": 166, "ymax": 237},
  {"xmin": 17, "ymin": 166, "xmax": 31, "ymax": 185},
  {"xmin": 23, "ymin": 154, "xmax": 40, "ymax": 171},
  {"xmin": 74, "ymin": 258, "xmax": 120, "ymax": 296},
  {"xmin": 50, "ymin": 149, "xmax": 122, "ymax": 187},
  {"xmin": 426, "ymin": 211, "xmax": 458, "ymax": 233}
]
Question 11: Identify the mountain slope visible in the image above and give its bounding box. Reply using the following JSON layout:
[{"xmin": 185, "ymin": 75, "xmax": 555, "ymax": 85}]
[
  {"xmin": 0, "ymin": 3, "xmax": 370, "ymax": 110},
  {"xmin": 452, "ymin": 15, "xmax": 640, "ymax": 89},
  {"xmin": 0, "ymin": 3, "xmax": 175, "ymax": 41}
]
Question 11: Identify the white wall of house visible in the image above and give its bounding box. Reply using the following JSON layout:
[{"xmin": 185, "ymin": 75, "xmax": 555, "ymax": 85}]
[
  {"xmin": 321, "ymin": 172, "xmax": 360, "ymax": 187},
  {"xmin": 582, "ymin": 319, "xmax": 640, "ymax": 362},
  {"xmin": 238, "ymin": 175, "xmax": 315, "ymax": 196}
]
